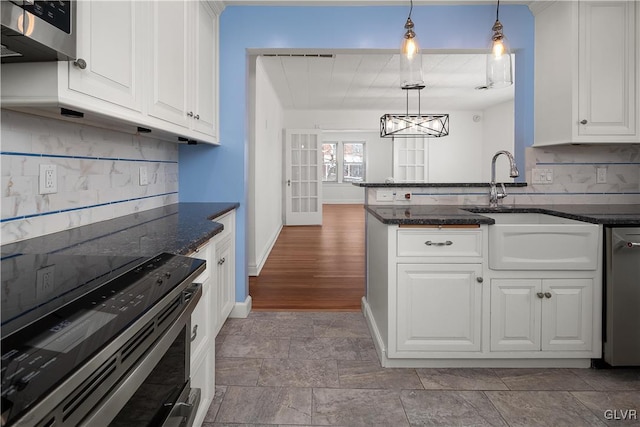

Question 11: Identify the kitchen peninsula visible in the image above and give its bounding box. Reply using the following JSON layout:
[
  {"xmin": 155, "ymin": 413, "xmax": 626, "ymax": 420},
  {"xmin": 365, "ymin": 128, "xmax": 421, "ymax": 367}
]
[{"xmin": 358, "ymin": 182, "xmax": 640, "ymax": 369}]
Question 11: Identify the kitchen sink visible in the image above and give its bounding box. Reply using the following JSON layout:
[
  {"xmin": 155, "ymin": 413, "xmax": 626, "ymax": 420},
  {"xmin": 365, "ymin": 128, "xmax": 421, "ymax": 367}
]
[{"xmin": 483, "ymin": 212, "xmax": 600, "ymax": 270}]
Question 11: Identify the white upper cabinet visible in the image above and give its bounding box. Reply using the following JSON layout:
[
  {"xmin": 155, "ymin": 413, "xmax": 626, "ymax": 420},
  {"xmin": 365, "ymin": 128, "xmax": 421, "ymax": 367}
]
[
  {"xmin": 534, "ymin": 1, "xmax": 639, "ymax": 145},
  {"xmin": 68, "ymin": 1, "xmax": 144, "ymax": 112},
  {"xmin": 148, "ymin": 1, "xmax": 189, "ymax": 127},
  {"xmin": 0, "ymin": 0, "xmax": 221, "ymax": 145}
]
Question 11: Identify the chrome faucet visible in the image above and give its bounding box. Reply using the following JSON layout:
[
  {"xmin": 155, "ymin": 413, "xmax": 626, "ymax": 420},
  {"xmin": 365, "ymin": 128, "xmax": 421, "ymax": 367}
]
[{"xmin": 489, "ymin": 150, "xmax": 519, "ymax": 207}]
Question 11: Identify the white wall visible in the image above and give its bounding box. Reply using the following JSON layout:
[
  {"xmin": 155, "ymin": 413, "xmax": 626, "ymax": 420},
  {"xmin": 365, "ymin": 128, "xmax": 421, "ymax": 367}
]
[
  {"xmin": 481, "ymin": 100, "xmax": 516, "ymax": 182},
  {"xmin": 248, "ymin": 57, "xmax": 285, "ymax": 275},
  {"xmin": 284, "ymin": 106, "xmax": 514, "ymax": 187}
]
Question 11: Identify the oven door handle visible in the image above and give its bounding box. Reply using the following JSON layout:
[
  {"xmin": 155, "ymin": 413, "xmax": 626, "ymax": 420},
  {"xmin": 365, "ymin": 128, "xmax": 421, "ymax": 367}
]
[{"xmin": 162, "ymin": 387, "xmax": 201, "ymax": 427}]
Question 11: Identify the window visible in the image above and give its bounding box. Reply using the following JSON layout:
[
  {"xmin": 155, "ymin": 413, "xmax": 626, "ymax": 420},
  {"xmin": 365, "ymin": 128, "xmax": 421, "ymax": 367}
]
[{"xmin": 322, "ymin": 141, "xmax": 365, "ymax": 183}]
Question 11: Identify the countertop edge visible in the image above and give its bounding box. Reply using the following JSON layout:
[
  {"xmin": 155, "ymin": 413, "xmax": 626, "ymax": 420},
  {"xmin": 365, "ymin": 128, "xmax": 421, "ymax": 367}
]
[{"xmin": 354, "ymin": 182, "xmax": 528, "ymax": 188}]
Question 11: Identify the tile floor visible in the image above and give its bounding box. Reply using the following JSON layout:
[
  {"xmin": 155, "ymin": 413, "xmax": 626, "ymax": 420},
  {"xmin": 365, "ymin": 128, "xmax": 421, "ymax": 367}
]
[{"xmin": 203, "ymin": 311, "xmax": 640, "ymax": 426}]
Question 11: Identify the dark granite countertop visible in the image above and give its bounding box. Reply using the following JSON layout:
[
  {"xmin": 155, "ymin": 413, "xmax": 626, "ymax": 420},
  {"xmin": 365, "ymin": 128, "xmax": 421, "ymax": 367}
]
[
  {"xmin": 1, "ymin": 202, "xmax": 239, "ymax": 258},
  {"xmin": 354, "ymin": 182, "xmax": 528, "ymax": 188},
  {"xmin": 366, "ymin": 204, "xmax": 640, "ymax": 226}
]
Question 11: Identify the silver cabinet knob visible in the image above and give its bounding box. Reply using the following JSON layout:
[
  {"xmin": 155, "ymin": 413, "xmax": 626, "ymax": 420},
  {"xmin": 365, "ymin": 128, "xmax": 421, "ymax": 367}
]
[
  {"xmin": 476, "ymin": 277, "xmax": 483, "ymax": 283},
  {"xmin": 73, "ymin": 58, "xmax": 87, "ymax": 69},
  {"xmin": 544, "ymin": 292, "xmax": 552, "ymax": 298},
  {"xmin": 187, "ymin": 111, "xmax": 194, "ymax": 118},
  {"xmin": 537, "ymin": 292, "xmax": 544, "ymax": 299},
  {"xmin": 580, "ymin": 119, "xmax": 588, "ymax": 125},
  {"xmin": 191, "ymin": 324, "xmax": 198, "ymax": 342},
  {"xmin": 195, "ymin": 114, "xmax": 200, "ymax": 120}
]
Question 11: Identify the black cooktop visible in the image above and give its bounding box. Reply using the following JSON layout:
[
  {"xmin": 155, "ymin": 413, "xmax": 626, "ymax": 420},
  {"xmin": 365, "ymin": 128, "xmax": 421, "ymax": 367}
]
[{"xmin": 0, "ymin": 252, "xmax": 205, "ymax": 426}]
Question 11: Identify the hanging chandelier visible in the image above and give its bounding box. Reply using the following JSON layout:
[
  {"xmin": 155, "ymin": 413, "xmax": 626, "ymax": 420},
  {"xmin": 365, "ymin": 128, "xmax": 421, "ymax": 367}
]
[
  {"xmin": 380, "ymin": 87, "xmax": 449, "ymax": 138},
  {"xmin": 380, "ymin": 1, "xmax": 449, "ymax": 139}
]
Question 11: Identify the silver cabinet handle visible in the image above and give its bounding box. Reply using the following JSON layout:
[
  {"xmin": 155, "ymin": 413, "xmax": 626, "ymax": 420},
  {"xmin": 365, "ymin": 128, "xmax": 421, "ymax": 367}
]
[
  {"xmin": 580, "ymin": 119, "xmax": 588, "ymax": 125},
  {"xmin": 425, "ymin": 240, "xmax": 453, "ymax": 246},
  {"xmin": 476, "ymin": 277, "xmax": 483, "ymax": 283},
  {"xmin": 544, "ymin": 292, "xmax": 552, "ymax": 299},
  {"xmin": 537, "ymin": 292, "xmax": 544, "ymax": 299},
  {"xmin": 191, "ymin": 324, "xmax": 198, "ymax": 342},
  {"xmin": 195, "ymin": 114, "xmax": 200, "ymax": 120},
  {"xmin": 73, "ymin": 58, "xmax": 87, "ymax": 69},
  {"xmin": 287, "ymin": 179, "xmax": 291, "ymax": 186},
  {"xmin": 218, "ymin": 257, "xmax": 226, "ymax": 265},
  {"xmin": 187, "ymin": 111, "xmax": 194, "ymax": 117},
  {"xmin": 625, "ymin": 241, "xmax": 640, "ymax": 248}
]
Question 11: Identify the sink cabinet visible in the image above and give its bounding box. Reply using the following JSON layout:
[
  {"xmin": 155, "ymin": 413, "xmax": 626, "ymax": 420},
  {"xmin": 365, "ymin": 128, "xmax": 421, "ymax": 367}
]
[
  {"xmin": 491, "ymin": 278, "xmax": 593, "ymax": 352},
  {"xmin": 533, "ymin": 1, "xmax": 639, "ymax": 145},
  {"xmin": 363, "ymin": 211, "xmax": 603, "ymax": 368}
]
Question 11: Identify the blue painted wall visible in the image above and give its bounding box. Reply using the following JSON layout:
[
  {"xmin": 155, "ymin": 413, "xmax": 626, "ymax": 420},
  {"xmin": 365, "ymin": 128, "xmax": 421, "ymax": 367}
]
[{"xmin": 179, "ymin": 5, "xmax": 535, "ymax": 304}]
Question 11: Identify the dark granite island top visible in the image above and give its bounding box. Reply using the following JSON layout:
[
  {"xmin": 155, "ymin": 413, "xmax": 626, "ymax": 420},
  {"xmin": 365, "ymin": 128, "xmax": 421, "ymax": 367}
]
[
  {"xmin": 367, "ymin": 204, "xmax": 640, "ymax": 226},
  {"xmin": 1, "ymin": 202, "xmax": 239, "ymax": 258}
]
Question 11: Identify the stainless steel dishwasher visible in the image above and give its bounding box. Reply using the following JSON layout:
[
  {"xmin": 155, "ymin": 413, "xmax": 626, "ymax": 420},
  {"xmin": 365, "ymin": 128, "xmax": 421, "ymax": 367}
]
[{"xmin": 604, "ymin": 227, "xmax": 640, "ymax": 366}]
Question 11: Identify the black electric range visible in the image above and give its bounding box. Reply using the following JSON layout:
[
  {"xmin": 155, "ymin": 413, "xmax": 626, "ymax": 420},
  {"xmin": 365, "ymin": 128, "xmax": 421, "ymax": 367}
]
[{"xmin": 0, "ymin": 252, "xmax": 205, "ymax": 427}]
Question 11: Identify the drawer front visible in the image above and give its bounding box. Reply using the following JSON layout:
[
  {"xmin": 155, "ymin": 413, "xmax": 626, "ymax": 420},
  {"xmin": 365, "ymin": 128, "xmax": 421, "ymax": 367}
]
[{"xmin": 397, "ymin": 230, "xmax": 483, "ymax": 258}]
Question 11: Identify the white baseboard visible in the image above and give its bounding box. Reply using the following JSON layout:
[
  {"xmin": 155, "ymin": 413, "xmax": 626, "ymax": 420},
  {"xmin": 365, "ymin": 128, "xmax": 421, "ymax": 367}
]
[
  {"xmin": 230, "ymin": 295, "xmax": 252, "ymax": 318},
  {"xmin": 248, "ymin": 224, "xmax": 282, "ymax": 276}
]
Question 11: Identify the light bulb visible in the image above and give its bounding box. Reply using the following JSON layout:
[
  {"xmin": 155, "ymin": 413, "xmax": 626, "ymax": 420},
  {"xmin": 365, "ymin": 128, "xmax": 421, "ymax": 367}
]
[
  {"xmin": 402, "ymin": 37, "xmax": 418, "ymax": 59},
  {"xmin": 492, "ymin": 39, "xmax": 505, "ymax": 58}
]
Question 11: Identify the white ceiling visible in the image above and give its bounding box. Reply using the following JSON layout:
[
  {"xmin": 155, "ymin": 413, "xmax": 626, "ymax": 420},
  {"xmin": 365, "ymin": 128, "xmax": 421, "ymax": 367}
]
[{"xmin": 258, "ymin": 51, "xmax": 515, "ymax": 111}]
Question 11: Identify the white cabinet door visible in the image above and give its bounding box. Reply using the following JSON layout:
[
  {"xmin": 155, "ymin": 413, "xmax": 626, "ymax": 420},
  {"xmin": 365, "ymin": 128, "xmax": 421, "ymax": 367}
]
[
  {"xmin": 148, "ymin": 0, "xmax": 189, "ymax": 127},
  {"xmin": 490, "ymin": 279, "xmax": 541, "ymax": 352},
  {"xmin": 395, "ymin": 264, "xmax": 482, "ymax": 353},
  {"xmin": 542, "ymin": 278, "xmax": 593, "ymax": 351},
  {"xmin": 534, "ymin": 0, "xmax": 639, "ymax": 145},
  {"xmin": 191, "ymin": 1, "xmax": 218, "ymax": 139},
  {"xmin": 578, "ymin": 1, "xmax": 637, "ymax": 138},
  {"xmin": 214, "ymin": 234, "xmax": 235, "ymax": 334},
  {"xmin": 68, "ymin": 0, "xmax": 143, "ymax": 112},
  {"xmin": 491, "ymin": 278, "xmax": 593, "ymax": 353}
]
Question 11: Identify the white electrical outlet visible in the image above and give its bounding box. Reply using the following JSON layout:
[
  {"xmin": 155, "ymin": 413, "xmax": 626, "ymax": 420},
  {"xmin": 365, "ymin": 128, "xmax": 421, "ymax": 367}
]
[
  {"xmin": 36, "ymin": 265, "xmax": 55, "ymax": 298},
  {"xmin": 39, "ymin": 164, "xmax": 57, "ymax": 194},
  {"xmin": 139, "ymin": 166, "xmax": 149, "ymax": 186},
  {"xmin": 596, "ymin": 167, "xmax": 607, "ymax": 184},
  {"xmin": 376, "ymin": 190, "xmax": 394, "ymax": 202}
]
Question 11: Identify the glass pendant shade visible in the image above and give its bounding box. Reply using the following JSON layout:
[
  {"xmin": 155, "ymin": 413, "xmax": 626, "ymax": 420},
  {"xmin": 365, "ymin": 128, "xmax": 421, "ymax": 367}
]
[
  {"xmin": 486, "ymin": 11, "xmax": 513, "ymax": 88},
  {"xmin": 400, "ymin": 17, "xmax": 424, "ymax": 89}
]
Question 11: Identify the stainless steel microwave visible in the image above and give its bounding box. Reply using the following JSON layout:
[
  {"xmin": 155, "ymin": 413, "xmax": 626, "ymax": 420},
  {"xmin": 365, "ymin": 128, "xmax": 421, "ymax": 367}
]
[{"xmin": 1, "ymin": 0, "xmax": 76, "ymax": 63}]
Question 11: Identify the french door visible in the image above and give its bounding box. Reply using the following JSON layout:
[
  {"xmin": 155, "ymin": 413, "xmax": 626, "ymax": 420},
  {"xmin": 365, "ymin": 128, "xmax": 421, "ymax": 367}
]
[{"xmin": 284, "ymin": 129, "xmax": 323, "ymax": 225}]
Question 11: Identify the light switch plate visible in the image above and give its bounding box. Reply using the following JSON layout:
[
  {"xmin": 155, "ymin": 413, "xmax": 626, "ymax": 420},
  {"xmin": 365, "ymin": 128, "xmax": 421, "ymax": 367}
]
[{"xmin": 596, "ymin": 167, "xmax": 607, "ymax": 184}]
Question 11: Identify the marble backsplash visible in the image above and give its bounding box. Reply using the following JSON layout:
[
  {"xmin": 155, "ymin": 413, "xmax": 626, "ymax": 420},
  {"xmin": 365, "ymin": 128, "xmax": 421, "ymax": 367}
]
[
  {"xmin": 1, "ymin": 110, "xmax": 179, "ymax": 244},
  {"xmin": 366, "ymin": 144, "xmax": 640, "ymax": 206}
]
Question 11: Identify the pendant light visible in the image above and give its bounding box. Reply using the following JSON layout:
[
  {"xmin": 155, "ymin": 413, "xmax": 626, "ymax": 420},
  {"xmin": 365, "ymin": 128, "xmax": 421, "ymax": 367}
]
[
  {"xmin": 486, "ymin": 0, "xmax": 513, "ymax": 88},
  {"xmin": 400, "ymin": 0, "xmax": 424, "ymax": 89}
]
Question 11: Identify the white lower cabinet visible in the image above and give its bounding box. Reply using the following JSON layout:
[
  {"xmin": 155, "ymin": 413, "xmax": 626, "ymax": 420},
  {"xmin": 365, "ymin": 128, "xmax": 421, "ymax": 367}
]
[
  {"xmin": 395, "ymin": 264, "xmax": 482, "ymax": 353},
  {"xmin": 491, "ymin": 278, "xmax": 593, "ymax": 352},
  {"xmin": 186, "ymin": 208, "xmax": 235, "ymax": 425},
  {"xmin": 364, "ymin": 213, "xmax": 602, "ymax": 368}
]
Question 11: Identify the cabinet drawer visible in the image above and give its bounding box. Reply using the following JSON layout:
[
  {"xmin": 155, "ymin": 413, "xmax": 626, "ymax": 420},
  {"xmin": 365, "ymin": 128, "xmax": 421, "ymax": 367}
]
[{"xmin": 397, "ymin": 230, "xmax": 483, "ymax": 258}]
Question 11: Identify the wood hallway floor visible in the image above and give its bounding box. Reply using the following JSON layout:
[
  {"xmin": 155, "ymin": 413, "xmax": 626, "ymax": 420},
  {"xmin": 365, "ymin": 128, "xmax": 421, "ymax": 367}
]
[{"xmin": 249, "ymin": 204, "xmax": 365, "ymax": 311}]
